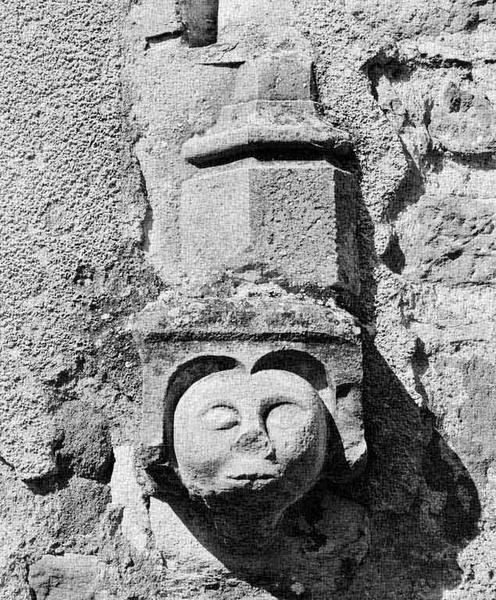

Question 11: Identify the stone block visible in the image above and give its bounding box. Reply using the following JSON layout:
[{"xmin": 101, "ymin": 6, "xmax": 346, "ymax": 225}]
[
  {"xmin": 396, "ymin": 195, "xmax": 496, "ymax": 285},
  {"xmin": 180, "ymin": 159, "xmax": 359, "ymax": 294},
  {"xmin": 232, "ymin": 52, "xmax": 313, "ymax": 102},
  {"xmin": 28, "ymin": 555, "xmax": 100, "ymax": 600},
  {"xmin": 430, "ymin": 81, "xmax": 496, "ymax": 154},
  {"xmin": 218, "ymin": 0, "xmax": 295, "ymax": 40},
  {"xmin": 132, "ymin": 0, "xmax": 182, "ymax": 40}
]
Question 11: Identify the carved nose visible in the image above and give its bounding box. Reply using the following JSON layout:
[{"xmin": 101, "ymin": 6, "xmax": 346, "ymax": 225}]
[{"xmin": 233, "ymin": 429, "xmax": 274, "ymax": 458}]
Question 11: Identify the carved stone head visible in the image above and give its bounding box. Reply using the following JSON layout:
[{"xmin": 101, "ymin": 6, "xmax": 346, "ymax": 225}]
[
  {"xmin": 134, "ymin": 295, "xmax": 365, "ymax": 551},
  {"xmin": 173, "ymin": 369, "xmax": 329, "ymax": 512}
]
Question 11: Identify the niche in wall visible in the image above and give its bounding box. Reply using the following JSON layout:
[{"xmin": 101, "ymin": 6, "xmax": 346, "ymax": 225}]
[{"xmin": 177, "ymin": 0, "xmax": 219, "ymax": 47}]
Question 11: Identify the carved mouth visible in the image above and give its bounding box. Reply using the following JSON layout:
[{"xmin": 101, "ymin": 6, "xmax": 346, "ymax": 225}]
[
  {"xmin": 223, "ymin": 459, "xmax": 281, "ymax": 484},
  {"xmin": 227, "ymin": 473, "xmax": 277, "ymax": 481}
]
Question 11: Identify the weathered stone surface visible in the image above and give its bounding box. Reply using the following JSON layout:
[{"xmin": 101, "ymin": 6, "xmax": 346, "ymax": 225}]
[
  {"xmin": 58, "ymin": 478, "xmax": 111, "ymax": 538},
  {"xmin": 54, "ymin": 402, "xmax": 114, "ymax": 482},
  {"xmin": 148, "ymin": 491, "xmax": 369, "ymax": 596},
  {"xmin": 133, "ymin": 288, "xmax": 361, "ymax": 342},
  {"xmin": 28, "ymin": 555, "xmax": 100, "ymax": 600},
  {"xmin": 180, "ymin": 159, "xmax": 359, "ymax": 292},
  {"xmin": 0, "ymin": 0, "xmax": 156, "ymax": 484},
  {"xmin": 430, "ymin": 81, "xmax": 496, "ymax": 154},
  {"xmin": 131, "ymin": 0, "xmax": 181, "ymax": 40},
  {"xmin": 217, "ymin": 0, "xmax": 296, "ymax": 47},
  {"xmin": 344, "ymin": 0, "xmax": 496, "ymax": 38},
  {"xmin": 396, "ymin": 195, "xmax": 496, "ymax": 285},
  {"xmin": 110, "ymin": 446, "xmax": 150, "ymax": 554}
]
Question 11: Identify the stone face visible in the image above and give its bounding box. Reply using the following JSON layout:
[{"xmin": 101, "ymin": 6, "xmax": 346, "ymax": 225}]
[
  {"xmin": 28, "ymin": 555, "xmax": 100, "ymax": 600},
  {"xmin": 174, "ymin": 369, "xmax": 328, "ymax": 506},
  {"xmin": 181, "ymin": 159, "xmax": 359, "ymax": 293},
  {"xmin": 170, "ymin": 368, "xmax": 333, "ymax": 551}
]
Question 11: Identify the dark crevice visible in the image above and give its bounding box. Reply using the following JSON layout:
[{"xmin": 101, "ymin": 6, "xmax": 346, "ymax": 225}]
[
  {"xmin": 0, "ymin": 454, "xmax": 16, "ymax": 472},
  {"xmin": 144, "ymin": 331, "xmax": 353, "ymax": 344},
  {"xmin": 411, "ymin": 338, "xmax": 430, "ymax": 406},
  {"xmin": 445, "ymin": 248, "xmax": 464, "ymax": 261},
  {"xmin": 336, "ymin": 382, "xmax": 355, "ymax": 399},
  {"xmin": 251, "ymin": 350, "xmax": 328, "ymax": 392},
  {"xmin": 417, "ymin": 56, "xmax": 473, "ymax": 69},
  {"xmin": 145, "ymin": 29, "xmax": 183, "ymax": 50},
  {"xmin": 24, "ymin": 472, "xmax": 71, "ymax": 496},
  {"xmin": 26, "ymin": 564, "xmax": 36, "ymax": 600},
  {"xmin": 381, "ymin": 232, "xmax": 406, "ymax": 274},
  {"xmin": 137, "ymin": 160, "xmax": 153, "ymax": 253},
  {"xmin": 187, "ymin": 145, "xmax": 353, "ymax": 170},
  {"xmin": 198, "ymin": 61, "xmax": 245, "ymax": 67},
  {"xmin": 443, "ymin": 151, "xmax": 496, "ymax": 170}
]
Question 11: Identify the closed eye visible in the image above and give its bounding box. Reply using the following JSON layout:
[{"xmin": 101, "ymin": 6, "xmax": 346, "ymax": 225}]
[
  {"xmin": 265, "ymin": 402, "xmax": 304, "ymax": 430},
  {"xmin": 201, "ymin": 405, "xmax": 240, "ymax": 430}
]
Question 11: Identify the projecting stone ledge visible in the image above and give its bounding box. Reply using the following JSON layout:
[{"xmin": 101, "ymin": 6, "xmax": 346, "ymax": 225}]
[
  {"xmin": 182, "ymin": 101, "xmax": 352, "ymax": 165},
  {"xmin": 182, "ymin": 51, "xmax": 352, "ymax": 165},
  {"xmin": 132, "ymin": 288, "xmax": 361, "ymax": 347}
]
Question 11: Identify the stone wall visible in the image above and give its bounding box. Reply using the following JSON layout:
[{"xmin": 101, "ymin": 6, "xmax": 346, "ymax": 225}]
[{"xmin": 1, "ymin": 0, "xmax": 496, "ymax": 599}]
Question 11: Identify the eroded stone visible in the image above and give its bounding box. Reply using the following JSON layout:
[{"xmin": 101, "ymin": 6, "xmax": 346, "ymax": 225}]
[
  {"xmin": 430, "ymin": 81, "xmax": 496, "ymax": 154},
  {"xmin": 182, "ymin": 51, "xmax": 351, "ymax": 165},
  {"xmin": 28, "ymin": 555, "xmax": 100, "ymax": 600},
  {"xmin": 396, "ymin": 195, "xmax": 496, "ymax": 285}
]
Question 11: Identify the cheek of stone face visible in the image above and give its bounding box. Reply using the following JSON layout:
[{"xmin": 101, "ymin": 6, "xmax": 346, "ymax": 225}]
[
  {"xmin": 266, "ymin": 403, "xmax": 327, "ymax": 489},
  {"xmin": 174, "ymin": 408, "xmax": 238, "ymax": 492}
]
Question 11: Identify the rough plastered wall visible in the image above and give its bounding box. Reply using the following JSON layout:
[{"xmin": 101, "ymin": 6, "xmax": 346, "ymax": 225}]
[
  {"xmin": 0, "ymin": 0, "xmax": 162, "ymax": 597},
  {"xmin": 1, "ymin": 0, "xmax": 496, "ymax": 599}
]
